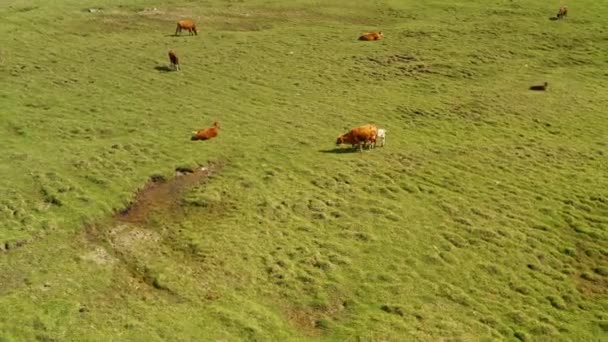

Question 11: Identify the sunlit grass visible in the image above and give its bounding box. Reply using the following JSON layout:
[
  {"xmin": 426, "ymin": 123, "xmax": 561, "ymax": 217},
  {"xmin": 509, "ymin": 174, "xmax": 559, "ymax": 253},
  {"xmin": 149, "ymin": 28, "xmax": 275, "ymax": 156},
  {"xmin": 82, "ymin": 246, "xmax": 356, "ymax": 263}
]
[{"xmin": 0, "ymin": 0, "xmax": 607, "ymax": 340}]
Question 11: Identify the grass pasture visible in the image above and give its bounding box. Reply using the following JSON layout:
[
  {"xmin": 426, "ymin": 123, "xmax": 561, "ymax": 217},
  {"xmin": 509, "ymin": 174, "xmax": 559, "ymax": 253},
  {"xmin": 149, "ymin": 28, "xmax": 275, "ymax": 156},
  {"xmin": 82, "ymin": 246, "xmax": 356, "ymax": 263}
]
[{"xmin": 1, "ymin": 0, "xmax": 607, "ymax": 340}]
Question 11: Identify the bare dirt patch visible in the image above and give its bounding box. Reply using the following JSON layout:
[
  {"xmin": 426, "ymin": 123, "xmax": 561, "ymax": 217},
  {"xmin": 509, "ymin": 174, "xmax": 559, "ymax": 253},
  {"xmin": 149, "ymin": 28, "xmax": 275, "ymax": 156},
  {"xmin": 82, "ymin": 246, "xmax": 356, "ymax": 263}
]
[
  {"xmin": 81, "ymin": 246, "xmax": 117, "ymax": 265},
  {"xmin": 0, "ymin": 238, "xmax": 31, "ymax": 254},
  {"xmin": 116, "ymin": 163, "xmax": 222, "ymax": 225},
  {"xmin": 107, "ymin": 224, "xmax": 160, "ymax": 250},
  {"xmin": 76, "ymin": 162, "xmax": 224, "ymax": 297},
  {"xmin": 284, "ymin": 297, "xmax": 348, "ymax": 336},
  {"xmin": 129, "ymin": 5, "xmax": 370, "ymax": 31}
]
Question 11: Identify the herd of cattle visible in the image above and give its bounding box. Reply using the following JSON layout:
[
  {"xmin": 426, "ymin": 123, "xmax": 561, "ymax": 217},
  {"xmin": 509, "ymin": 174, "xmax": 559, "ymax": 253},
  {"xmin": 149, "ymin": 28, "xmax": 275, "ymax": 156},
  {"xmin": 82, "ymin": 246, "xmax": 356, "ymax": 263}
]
[
  {"xmin": 175, "ymin": 4, "xmax": 568, "ymax": 152},
  {"xmin": 173, "ymin": 21, "xmax": 388, "ymax": 151}
]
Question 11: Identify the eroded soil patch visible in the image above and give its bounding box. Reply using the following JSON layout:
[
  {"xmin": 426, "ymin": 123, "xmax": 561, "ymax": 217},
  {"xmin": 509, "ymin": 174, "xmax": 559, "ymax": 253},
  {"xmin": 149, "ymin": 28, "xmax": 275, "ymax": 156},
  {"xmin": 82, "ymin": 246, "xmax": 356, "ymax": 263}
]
[
  {"xmin": 116, "ymin": 163, "xmax": 222, "ymax": 225},
  {"xmin": 77, "ymin": 162, "xmax": 225, "ymax": 297},
  {"xmin": 284, "ymin": 297, "xmax": 348, "ymax": 336}
]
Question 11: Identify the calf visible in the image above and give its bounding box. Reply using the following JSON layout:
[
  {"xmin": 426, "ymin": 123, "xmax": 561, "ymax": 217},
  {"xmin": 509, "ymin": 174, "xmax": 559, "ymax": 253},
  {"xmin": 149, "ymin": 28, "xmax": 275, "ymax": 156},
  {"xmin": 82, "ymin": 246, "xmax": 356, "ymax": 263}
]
[
  {"xmin": 557, "ymin": 6, "xmax": 568, "ymax": 19},
  {"xmin": 376, "ymin": 128, "xmax": 386, "ymax": 147},
  {"xmin": 191, "ymin": 121, "xmax": 220, "ymax": 141},
  {"xmin": 176, "ymin": 20, "xmax": 198, "ymax": 36},
  {"xmin": 168, "ymin": 50, "xmax": 180, "ymax": 71}
]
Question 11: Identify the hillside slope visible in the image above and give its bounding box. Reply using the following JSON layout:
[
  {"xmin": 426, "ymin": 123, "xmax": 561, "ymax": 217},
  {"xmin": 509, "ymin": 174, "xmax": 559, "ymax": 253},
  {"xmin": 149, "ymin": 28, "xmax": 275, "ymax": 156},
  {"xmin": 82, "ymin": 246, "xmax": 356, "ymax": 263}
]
[{"xmin": 0, "ymin": 0, "xmax": 607, "ymax": 340}]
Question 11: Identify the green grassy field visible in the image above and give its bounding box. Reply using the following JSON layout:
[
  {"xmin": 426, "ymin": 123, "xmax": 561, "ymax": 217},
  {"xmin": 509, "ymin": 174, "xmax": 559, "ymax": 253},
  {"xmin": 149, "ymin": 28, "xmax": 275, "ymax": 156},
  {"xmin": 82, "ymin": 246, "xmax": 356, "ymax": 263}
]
[{"xmin": 1, "ymin": 0, "xmax": 607, "ymax": 340}]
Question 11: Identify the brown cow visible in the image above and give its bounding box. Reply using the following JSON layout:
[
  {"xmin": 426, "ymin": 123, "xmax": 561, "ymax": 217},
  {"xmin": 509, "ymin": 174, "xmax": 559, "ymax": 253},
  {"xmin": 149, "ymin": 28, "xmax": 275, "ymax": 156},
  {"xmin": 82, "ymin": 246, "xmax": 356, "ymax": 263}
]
[
  {"xmin": 176, "ymin": 20, "xmax": 198, "ymax": 36},
  {"xmin": 168, "ymin": 50, "xmax": 180, "ymax": 71},
  {"xmin": 358, "ymin": 31, "xmax": 384, "ymax": 41},
  {"xmin": 336, "ymin": 124, "xmax": 378, "ymax": 152},
  {"xmin": 191, "ymin": 121, "xmax": 220, "ymax": 141},
  {"xmin": 556, "ymin": 6, "xmax": 568, "ymax": 19}
]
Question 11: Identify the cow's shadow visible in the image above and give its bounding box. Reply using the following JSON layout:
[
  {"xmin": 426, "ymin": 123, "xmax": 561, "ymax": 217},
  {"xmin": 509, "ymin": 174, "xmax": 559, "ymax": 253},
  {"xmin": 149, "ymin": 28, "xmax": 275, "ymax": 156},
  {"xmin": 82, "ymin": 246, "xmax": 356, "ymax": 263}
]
[
  {"xmin": 319, "ymin": 147, "xmax": 361, "ymax": 154},
  {"xmin": 549, "ymin": 16, "xmax": 558, "ymax": 21},
  {"xmin": 154, "ymin": 65, "xmax": 173, "ymax": 72}
]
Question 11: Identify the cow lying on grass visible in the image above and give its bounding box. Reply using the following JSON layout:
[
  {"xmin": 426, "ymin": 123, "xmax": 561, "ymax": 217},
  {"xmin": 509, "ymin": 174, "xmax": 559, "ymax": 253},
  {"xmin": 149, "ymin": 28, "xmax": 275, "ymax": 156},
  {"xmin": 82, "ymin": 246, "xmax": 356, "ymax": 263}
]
[
  {"xmin": 191, "ymin": 122, "xmax": 220, "ymax": 141},
  {"xmin": 359, "ymin": 31, "xmax": 384, "ymax": 41}
]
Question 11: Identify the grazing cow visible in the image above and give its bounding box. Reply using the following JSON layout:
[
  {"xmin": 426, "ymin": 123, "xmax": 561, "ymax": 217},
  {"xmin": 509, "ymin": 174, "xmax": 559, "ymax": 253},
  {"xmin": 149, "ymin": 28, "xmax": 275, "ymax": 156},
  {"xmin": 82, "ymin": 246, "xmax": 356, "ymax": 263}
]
[
  {"xmin": 359, "ymin": 31, "xmax": 384, "ymax": 41},
  {"xmin": 168, "ymin": 50, "xmax": 180, "ymax": 71},
  {"xmin": 336, "ymin": 124, "xmax": 378, "ymax": 152},
  {"xmin": 191, "ymin": 121, "xmax": 220, "ymax": 141},
  {"xmin": 556, "ymin": 6, "xmax": 568, "ymax": 19},
  {"xmin": 529, "ymin": 82, "xmax": 548, "ymax": 91},
  {"xmin": 376, "ymin": 128, "xmax": 386, "ymax": 147},
  {"xmin": 176, "ymin": 20, "xmax": 198, "ymax": 36},
  {"xmin": 355, "ymin": 123, "xmax": 378, "ymax": 149}
]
